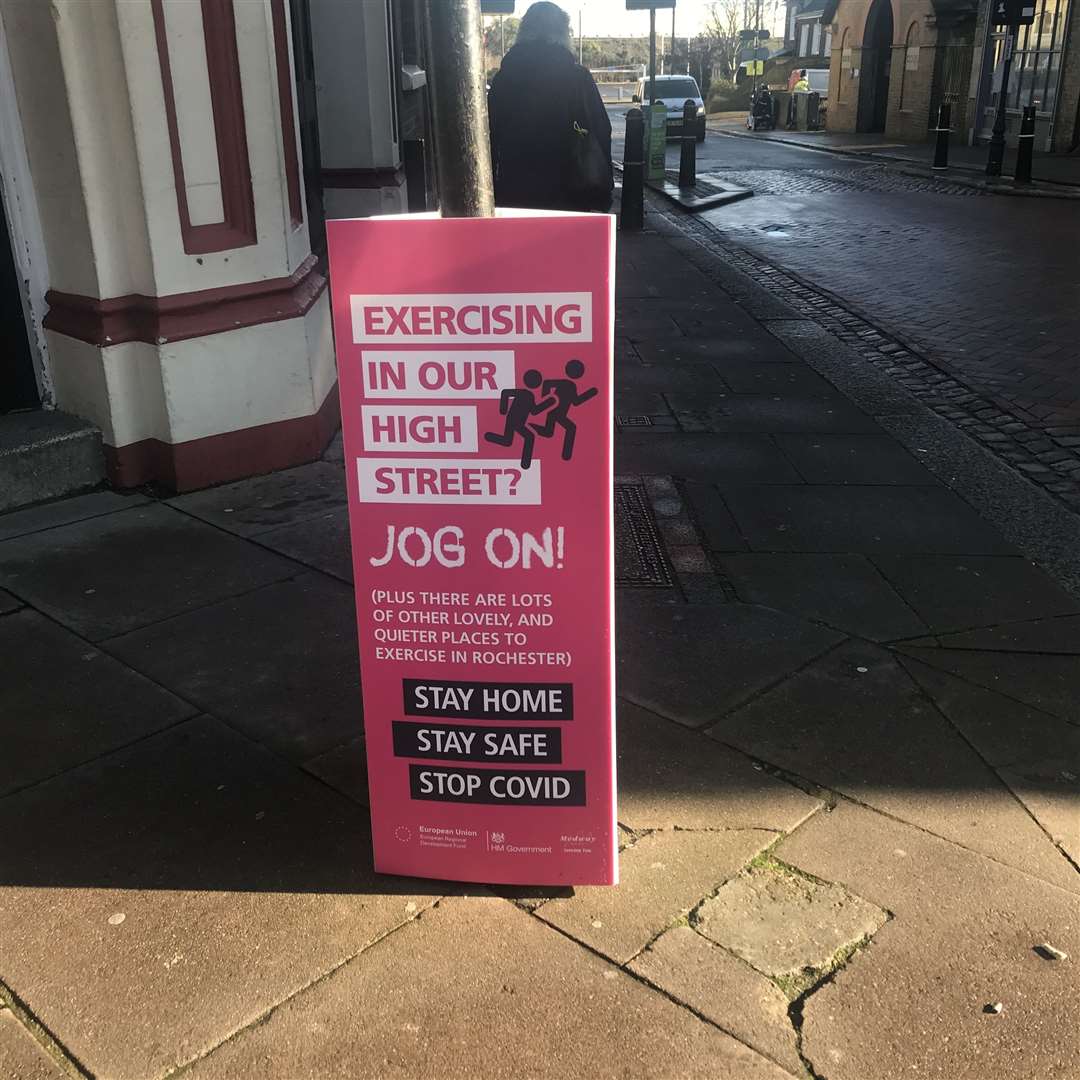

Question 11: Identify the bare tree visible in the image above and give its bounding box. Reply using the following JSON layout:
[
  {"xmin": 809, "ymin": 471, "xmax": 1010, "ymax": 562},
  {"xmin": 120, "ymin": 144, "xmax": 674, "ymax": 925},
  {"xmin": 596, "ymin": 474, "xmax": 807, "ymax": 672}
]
[{"xmin": 701, "ymin": 0, "xmax": 742, "ymax": 83}]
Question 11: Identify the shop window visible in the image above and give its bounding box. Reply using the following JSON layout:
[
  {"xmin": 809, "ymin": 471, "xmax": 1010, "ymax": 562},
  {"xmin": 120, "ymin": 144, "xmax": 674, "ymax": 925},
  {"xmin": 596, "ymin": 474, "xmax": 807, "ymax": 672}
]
[
  {"xmin": 987, "ymin": 0, "xmax": 1068, "ymax": 115},
  {"xmin": 900, "ymin": 22, "xmax": 920, "ymax": 109},
  {"xmin": 799, "ymin": 22, "xmax": 811, "ymax": 55}
]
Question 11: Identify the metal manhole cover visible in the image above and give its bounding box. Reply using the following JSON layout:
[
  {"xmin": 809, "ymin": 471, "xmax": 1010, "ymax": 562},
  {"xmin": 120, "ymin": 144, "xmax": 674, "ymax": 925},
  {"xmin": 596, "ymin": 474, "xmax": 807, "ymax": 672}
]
[
  {"xmin": 615, "ymin": 482, "xmax": 673, "ymax": 588},
  {"xmin": 617, "ymin": 415, "xmax": 654, "ymax": 427}
]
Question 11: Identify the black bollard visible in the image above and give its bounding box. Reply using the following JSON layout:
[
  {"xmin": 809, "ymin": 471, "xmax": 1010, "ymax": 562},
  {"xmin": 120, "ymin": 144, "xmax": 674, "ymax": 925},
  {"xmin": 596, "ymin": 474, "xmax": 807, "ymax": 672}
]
[
  {"xmin": 621, "ymin": 107, "xmax": 645, "ymax": 232},
  {"xmin": 1014, "ymin": 105, "xmax": 1036, "ymax": 185},
  {"xmin": 932, "ymin": 102, "xmax": 951, "ymax": 171},
  {"xmin": 678, "ymin": 99, "xmax": 697, "ymax": 189}
]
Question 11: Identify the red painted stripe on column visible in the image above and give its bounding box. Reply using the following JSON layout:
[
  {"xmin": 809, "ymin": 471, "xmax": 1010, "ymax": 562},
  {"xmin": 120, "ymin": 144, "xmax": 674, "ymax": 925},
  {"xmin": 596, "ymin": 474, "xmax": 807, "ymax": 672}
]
[
  {"xmin": 151, "ymin": 0, "xmax": 257, "ymax": 254},
  {"xmin": 271, "ymin": 0, "xmax": 304, "ymax": 227}
]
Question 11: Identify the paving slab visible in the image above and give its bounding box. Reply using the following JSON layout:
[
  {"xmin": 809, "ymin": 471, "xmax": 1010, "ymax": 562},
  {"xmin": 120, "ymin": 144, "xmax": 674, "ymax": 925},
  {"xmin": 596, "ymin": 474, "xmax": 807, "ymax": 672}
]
[
  {"xmin": 0, "ymin": 1010, "xmax": 65, "ymax": 1079},
  {"xmin": 255, "ymin": 508, "xmax": 353, "ymax": 583},
  {"xmin": 774, "ymin": 802, "xmax": 1080, "ymax": 1080},
  {"xmin": 722, "ymin": 486, "xmax": 1018, "ymax": 555},
  {"xmin": 713, "ymin": 640, "xmax": 1079, "ymax": 890},
  {"xmin": 303, "ymin": 735, "xmax": 369, "ymax": 806},
  {"xmin": 997, "ymin": 758, "xmax": 1080, "ymax": 867},
  {"xmin": 0, "ymin": 609, "xmax": 196, "ymax": 796},
  {"xmin": 105, "ymin": 574, "xmax": 362, "ymax": 762},
  {"xmin": 168, "ymin": 460, "xmax": 347, "ymax": 537},
  {"xmin": 188, "ymin": 897, "xmax": 791, "ymax": 1080},
  {"xmin": 0, "ymin": 503, "xmax": 297, "ymax": 640},
  {"xmin": 615, "ymin": 433, "xmax": 802, "ymax": 484},
  {"xmin": 712, "ymin": 361, "xmax": 843, "ymax": 397},
  {"xmin": 635, "ymin": 337, "xmax": 802, "ymax": 365},
  {"xmin": 871, "ymin": 554, "xmax": 1080, "ymax": 633},
  {"xmin": 616, "ymin": 700, "xmax": 821, "ymax": 831},
  {"xmin": 629, "ymin": 926, "xmax": 803, "ymax": 1076},
  {"xmin": 775, "ymin": 434, "xmax": 940, "ymax": 485},
  {"xmin": 0, "ymin": 587, "xmax": 22, "ymax": 614},
  {"xmin": 669, "ymin": 395, "xmax": 883, "ymax": 435},
  {"xmin": 919, "ymin": 613, "xmax": 1080, "ymax": 653},
  {"xmin": 0, "ymin": 488, "xmax": 148, "ymax": 542},
  {"xmin": 719, "ymin": 553, "xmax": 927, "ymax": 641},
  {"xmin": 536, "ymin": 828, "xmax": 775, "ymax": 964},
  {"xmin": 695, "ymin": 864, "xmax": 888, "ymax": 979},
  {"xmin": 682, "ymin": 481, "xmax": 749, "ymax": 550},
  {"xmin": 615, "ymin": 363, "xmax": 726, "ymax": 395},
  {"xmin": 0, "ymin": 717, "xmax": 437, "ymax": 1080},
  {"xmin": 617, "ymin": 596, "xmax": 843, "ymax": 726},
  {"xmin": 899, "ymin": 645, "xmax": 1080, "ymax": 723}
]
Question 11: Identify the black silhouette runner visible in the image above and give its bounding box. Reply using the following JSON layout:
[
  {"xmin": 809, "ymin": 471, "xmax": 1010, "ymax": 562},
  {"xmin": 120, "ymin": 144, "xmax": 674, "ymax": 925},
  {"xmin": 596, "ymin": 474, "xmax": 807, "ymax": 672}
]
[
  {"xmin": 484, "ymin": 369, "xmax": 554, "ymax": 469},
  {"xmin": 530, "ymin": 359, "xmax": 597, "ymax": 461}
]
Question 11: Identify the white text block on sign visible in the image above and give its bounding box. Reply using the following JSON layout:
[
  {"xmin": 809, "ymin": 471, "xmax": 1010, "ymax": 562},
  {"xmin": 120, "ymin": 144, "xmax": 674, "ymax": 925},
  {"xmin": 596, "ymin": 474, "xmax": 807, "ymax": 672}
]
[
  {"xmin": 357, "ymin": 458, "xmax": 542, "ymax": 505},
  {"xmin": 362, "ymin": 405, "xmax": 478, "ymax": 453},
  {"xmin": 361, "ymin": 351, "xmax": 514, "ymax": 399},
  {"xmin": 352, "ymin": 294, "xmax": 593, "ymax": 344}
]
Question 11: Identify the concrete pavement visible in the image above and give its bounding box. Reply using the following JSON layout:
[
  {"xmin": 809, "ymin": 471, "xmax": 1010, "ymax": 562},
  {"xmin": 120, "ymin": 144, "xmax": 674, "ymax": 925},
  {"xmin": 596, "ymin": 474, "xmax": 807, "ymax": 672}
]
[{"xmin": 1, "ymin": 196, "xmax": 1078, "ymax": 1078}]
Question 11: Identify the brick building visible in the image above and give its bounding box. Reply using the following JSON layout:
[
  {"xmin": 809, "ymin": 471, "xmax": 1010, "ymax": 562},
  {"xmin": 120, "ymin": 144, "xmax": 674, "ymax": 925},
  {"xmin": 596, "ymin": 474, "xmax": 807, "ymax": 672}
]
[
  {"xmin": 0, "ymin": 0, "xmax": 433, "ymax": 509},
  {"xmin": 821, "ymin": 0, "xmax": 1079, "ymax": 150}
]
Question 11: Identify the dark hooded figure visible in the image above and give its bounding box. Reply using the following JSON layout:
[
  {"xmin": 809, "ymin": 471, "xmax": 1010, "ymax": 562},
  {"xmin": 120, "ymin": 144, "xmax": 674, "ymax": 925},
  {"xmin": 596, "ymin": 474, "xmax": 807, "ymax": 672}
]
[{"xmin": 488, "ymin": 2, "xmax": 613, "ymax": 212}]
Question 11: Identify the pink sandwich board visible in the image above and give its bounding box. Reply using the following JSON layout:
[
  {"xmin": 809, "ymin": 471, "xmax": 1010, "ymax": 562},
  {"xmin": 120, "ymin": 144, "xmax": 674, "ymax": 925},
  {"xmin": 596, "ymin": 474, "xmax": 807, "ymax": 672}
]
[{"xmin": 327, "ymin": 210, "xmax": 617, "ymax": 886}]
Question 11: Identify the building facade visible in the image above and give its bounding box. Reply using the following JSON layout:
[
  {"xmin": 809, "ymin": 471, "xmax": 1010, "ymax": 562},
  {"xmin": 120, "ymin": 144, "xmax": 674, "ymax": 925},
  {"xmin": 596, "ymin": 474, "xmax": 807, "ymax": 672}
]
[
  {"xmin": 821, "ymin": 0, "xmax": 1079, "ymax": 149},
  {"xmin": 0, "ymin": 0, "xmax": 432, "ymax": 505}
]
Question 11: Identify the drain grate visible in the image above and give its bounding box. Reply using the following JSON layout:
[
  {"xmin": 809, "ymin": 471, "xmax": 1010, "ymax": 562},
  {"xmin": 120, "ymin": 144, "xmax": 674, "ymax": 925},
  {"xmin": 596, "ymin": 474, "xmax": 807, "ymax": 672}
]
[
  {"xmin": 614, "ymin": 482, "xmax": 673, "ymax": 588},
  {"xmin": 617, "ymin": 415, "xmax": 654, "ymax": 428}
]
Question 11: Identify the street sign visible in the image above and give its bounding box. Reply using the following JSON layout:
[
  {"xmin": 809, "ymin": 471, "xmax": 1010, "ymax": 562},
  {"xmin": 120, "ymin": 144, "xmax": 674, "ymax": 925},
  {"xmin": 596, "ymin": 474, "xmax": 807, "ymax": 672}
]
[
  {"xmin": 626, "ymin": 1, "xmax": 675, "ymax": 8},
  {"xmin": 644, "ymin": 103, "xmax": 667, "ymax": 181},
  {"xmin": 481, "ymin": 1, "xmax": 515, "ymax": 12},
  {"xmin": 327, "ymin": 211, "xmax": 617, "ymax": 887},
  {"xmin": 993, "ymin": 0, "xmax": 1036, "ymax": 23}
]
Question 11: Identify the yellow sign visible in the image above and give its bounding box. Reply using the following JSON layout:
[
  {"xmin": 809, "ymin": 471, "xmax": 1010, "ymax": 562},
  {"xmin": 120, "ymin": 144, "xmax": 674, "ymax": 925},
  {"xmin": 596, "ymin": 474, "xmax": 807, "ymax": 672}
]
[{"xmin": 743, "ymin": 60, "xmax": 764, "ymax": 75}]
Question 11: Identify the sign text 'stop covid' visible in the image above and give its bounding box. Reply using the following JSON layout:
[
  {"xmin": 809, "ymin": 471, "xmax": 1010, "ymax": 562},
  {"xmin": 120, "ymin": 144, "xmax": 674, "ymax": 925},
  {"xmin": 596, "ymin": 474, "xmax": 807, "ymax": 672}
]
[{"xmin": 351, "ymin": 293, "xmax": 593, "ymax": 345}]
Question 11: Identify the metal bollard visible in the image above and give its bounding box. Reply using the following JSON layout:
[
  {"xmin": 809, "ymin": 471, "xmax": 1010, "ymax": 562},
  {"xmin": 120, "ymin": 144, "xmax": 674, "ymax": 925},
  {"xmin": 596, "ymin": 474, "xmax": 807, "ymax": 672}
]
[
  {"xmin": 932, "ymin": 103, "xmax": 951, "ymax": 171},
  {"xmin": 403, "ymin": 139, "xmax": 429, "ymax": 213},
  {"xmin": 678, "ymin": 99, "xmax": 697, "ymax": 189},
  {"xmin": 1014, "ymin": 105, "xmax": 1036, "ymax": 185},
  {"xmin": 621, "ymin": 107, "xmax": 645, "ymax": 232}
]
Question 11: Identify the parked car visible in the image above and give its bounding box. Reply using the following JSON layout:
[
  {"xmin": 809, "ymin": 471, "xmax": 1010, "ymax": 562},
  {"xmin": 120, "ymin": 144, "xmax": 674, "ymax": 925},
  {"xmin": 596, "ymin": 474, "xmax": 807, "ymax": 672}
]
[{"xmin": 632, "ymin": 75, "xmax": 706, "ymax": 142}]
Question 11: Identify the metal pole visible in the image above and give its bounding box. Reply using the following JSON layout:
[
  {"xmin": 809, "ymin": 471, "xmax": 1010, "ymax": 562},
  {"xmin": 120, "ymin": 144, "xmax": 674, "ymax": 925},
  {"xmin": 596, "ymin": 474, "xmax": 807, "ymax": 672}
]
[
  {"xmin": 649, "ymin": 8, "xmax": 657, "ymax": 103},
  {"xmin": 1014, "ymin": 103, "xmax": 1036, "ymax": 184},
  {"xmin": 672, "ymin": 5, "xmax": 677, "ymax": 72},
  {"xmin": 578, "ymin": 8, "xmax": 583, "ymax": 65},
  {"xmin": 500, "ymin": 14, "xmax": 505, "ymax": 59},
  {"xmin": 621, "ymin": 107, "xmax": 645, "ymax": 231},
  {"xmin": 423, "ymin": 0, "xmax": 494, "ymax": 217},
  {"xmin": 986, "ymin": 25, "xmax": 1017, "ymax": 177},
  {"xmin": 932, "ymin": 101, "xmax": 951, "ymax": 170}
]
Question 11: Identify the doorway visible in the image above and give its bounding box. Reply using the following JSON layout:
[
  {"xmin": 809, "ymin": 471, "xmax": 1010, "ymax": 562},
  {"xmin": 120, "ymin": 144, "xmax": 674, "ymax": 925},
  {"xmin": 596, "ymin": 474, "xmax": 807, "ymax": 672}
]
[
  {"xmin": 858, "ymin": 0, "xmax": 894, "ymax": 133},
  {"xmin": 0, "ymin": 193, "xmax": 39, "ymax": 412}
]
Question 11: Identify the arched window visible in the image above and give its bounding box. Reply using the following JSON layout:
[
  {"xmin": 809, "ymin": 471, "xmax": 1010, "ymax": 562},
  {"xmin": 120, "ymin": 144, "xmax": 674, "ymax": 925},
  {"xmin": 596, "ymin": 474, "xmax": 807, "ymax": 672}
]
[
  {"xmin": 899, "ymin": 23, "xmax": 920, "ymax": 110},
  {"xmin": 838, "ymin": 29, "xmax": 851, "ymax": 102}
]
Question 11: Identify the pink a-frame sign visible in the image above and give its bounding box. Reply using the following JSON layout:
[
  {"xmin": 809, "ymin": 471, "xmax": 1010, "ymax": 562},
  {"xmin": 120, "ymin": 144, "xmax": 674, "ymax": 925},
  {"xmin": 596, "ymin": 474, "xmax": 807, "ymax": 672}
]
[{"xmin": 327, "ymin": 210, "xmax": 617, "ymax": 886}]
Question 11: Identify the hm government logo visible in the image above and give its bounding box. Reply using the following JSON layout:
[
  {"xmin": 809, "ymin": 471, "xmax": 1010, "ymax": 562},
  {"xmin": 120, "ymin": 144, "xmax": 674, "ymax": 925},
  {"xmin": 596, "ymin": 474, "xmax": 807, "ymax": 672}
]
[{"xmin": 490, "ymin": 831, "xmax": 506, "ymax": 848}]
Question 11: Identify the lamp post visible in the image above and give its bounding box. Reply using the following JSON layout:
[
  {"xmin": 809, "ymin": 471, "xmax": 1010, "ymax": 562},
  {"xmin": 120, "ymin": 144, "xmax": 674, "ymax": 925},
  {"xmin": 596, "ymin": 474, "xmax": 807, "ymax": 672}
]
[
  {"xmin": 986, "ymin": 24, "xmax": 1017, "ymax": 177},
  {"xmin": 424, "ymin": 0, "xmax": 494, "ymax": 217}
]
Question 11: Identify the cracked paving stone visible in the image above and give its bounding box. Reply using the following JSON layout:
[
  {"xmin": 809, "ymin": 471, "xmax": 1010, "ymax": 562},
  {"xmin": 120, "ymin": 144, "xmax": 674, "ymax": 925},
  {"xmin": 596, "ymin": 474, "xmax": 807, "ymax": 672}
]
[
  {"xmin": 616, "ymin": 701, "xmax": 821, "ymax": 832},
  {"xmin": 713, "ymin": 640, "xmax": 1079, "ymax": 891},
  {"xmin": 912, "ymin": 613, "xmax": 1080, "ymax": 653},
  {"xmin": 775, "ymin": 802, "xmax": 1080, "ymax": 1080},
  {"xmin": 629, "ymin": 926, "xmax": 804, "ymax": 1076},
  {"xmin": 0, "ymin": 1011, "xmax": 66, "ymax": 1079},
  {"xmin": 695, "ymin": 864, "xmax": 887, "ymax": 981},
  {"xmin": 536, "ymin": 828, "xmax": 776, "ymax": 965},
  {"xmin": 188, "ymin": 897, "xmax": 793, "ymax": 1080},
  {"xmin": 617, "ymin": 597, "xmax": 842, "ymax": 727}
]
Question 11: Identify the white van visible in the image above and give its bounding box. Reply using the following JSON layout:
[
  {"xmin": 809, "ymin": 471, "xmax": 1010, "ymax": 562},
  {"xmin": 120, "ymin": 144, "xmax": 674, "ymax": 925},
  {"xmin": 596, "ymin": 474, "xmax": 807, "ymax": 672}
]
[{"xmin": 632, "ymin": 75, "xmax": 706, "ymax": 141}]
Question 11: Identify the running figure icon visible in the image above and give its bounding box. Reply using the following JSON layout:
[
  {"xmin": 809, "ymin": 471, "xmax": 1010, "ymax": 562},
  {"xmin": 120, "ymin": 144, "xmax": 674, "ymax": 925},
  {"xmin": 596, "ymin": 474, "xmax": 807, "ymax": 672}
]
[
  {"xmin": 530, "ymin": 360, "xmax": 598, "ymax": 461},
  {"xmin": 483, "ymin": 369, "xmax": 555, "ymax": 469}
]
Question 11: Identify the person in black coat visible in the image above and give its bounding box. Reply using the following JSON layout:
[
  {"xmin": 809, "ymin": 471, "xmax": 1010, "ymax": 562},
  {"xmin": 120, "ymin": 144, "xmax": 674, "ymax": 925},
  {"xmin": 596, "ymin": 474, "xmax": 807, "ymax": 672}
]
[{"xmin": 488, "ymin": 2, "xmax": 613, "ymax": 212}]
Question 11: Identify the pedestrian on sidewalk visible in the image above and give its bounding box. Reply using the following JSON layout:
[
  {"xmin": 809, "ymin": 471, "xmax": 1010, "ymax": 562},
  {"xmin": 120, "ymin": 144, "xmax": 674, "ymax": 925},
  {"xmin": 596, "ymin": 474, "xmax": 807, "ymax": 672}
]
[{"xmin": 487, "ymin": 1, "xmax": 613, "ymax": 212}]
